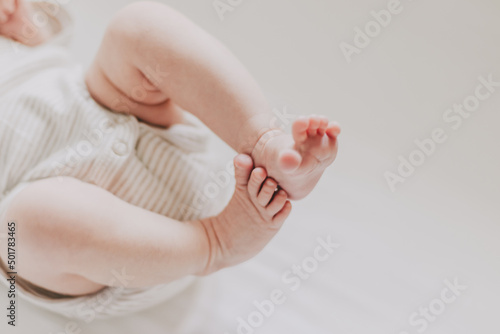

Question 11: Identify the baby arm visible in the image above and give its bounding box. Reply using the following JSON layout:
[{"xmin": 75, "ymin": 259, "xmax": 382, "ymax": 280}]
[{"xmin": 0, "ymin": 155, "xmax": 290, "ymax": 295}]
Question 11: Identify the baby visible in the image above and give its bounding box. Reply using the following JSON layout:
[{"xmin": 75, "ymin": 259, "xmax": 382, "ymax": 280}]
[{"xmin": 0, "ymin": 0, "xmax": 340, "ymax": 317}]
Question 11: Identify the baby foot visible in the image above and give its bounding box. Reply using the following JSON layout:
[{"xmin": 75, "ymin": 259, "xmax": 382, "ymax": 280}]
[
  {"xmin": 200, "ymin": 154, "xmax": 292, "ymax": 274},
  {"xmin": 251, "ymin": 115, "xmax": 340, "ymax": 200}
]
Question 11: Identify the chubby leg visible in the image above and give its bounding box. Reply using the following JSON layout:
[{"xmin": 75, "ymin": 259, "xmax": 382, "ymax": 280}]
[
  {"xmin": 85, "ymin": 1, "xmax": 273, "ymax": 136},
  {"xmin": 0, "ymin": 156, "xmax": 290, "ymax": 296},
  {"xmin": 86, "ymin": 1, "xmax": 340, "ymax": 200}
]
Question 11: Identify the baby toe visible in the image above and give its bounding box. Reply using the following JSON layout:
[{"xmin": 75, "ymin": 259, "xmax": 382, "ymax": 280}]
[
  {"xmin": 272, "ymin": 200, "xmax": 292, "ymax": 226},
  {"xmin": 317, "ymin": 116, "xmax": 329, "ymax": 136},
  {"xmin": 257, "ymin": 178, "xmax": 278, "ymax": 207},
  {"xmin": 266, "ymin": 189, "xmax": 288, "ymax": 215},
  {"xmin": 307, "ymin": 116, "xmax": 320, "ymax": 136},
  {"xmin": 326, "ymin": 121, "xmax": 341, "ymax": 139},
  {"xmin": 292, "ymin": 116, "xmax": 309, "ymax": 143},
  {"xmin": 248, "ymin": 168, "xmax": 267, "ymax": 199},
  {"xmin": 233, "ymin": 154, "xmax": 254, "ymax": 187}
]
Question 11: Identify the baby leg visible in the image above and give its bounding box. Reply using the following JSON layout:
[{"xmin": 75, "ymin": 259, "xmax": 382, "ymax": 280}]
[
  {"xmin": 0, "ymin": 157, "xmax": 290, "ymax": 296},
  {"xmin": 85, "ymin": 1, "xmax": 272, "ymax": 138},
  {"xmin": 86, "ymin": 1, "xmax": 340, "ymax": 200}
]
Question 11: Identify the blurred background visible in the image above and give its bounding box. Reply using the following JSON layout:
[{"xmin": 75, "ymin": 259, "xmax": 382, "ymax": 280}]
[{"xmin": 2, "ymin": 0, "xmax": 499, "ymax": 333}]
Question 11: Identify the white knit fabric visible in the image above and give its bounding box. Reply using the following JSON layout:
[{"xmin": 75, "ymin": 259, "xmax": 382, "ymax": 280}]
[{"xmin": 0, "ymin": 6, "xmax": 231, "ymax": 320}]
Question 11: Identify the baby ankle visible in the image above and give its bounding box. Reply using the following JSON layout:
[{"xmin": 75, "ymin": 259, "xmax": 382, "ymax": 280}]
[{"xmin": 249, "ymin": 128, "xmax": 286, "ymax": 163}]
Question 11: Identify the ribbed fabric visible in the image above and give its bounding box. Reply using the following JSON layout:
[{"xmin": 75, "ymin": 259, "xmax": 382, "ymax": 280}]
[{"xmin": 0, "ymin": 7, "xmax": 232, "ymax": 319}]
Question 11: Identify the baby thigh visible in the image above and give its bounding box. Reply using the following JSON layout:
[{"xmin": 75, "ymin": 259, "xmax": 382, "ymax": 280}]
[{"xmin": 85, "ymin": 5, "xmax": 183, "ymax": 127}]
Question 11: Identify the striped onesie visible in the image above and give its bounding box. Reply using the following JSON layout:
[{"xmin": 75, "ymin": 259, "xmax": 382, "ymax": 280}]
[{"xmin": 0, "ymin": 9, "xmax": 231, "ymax": 320}]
